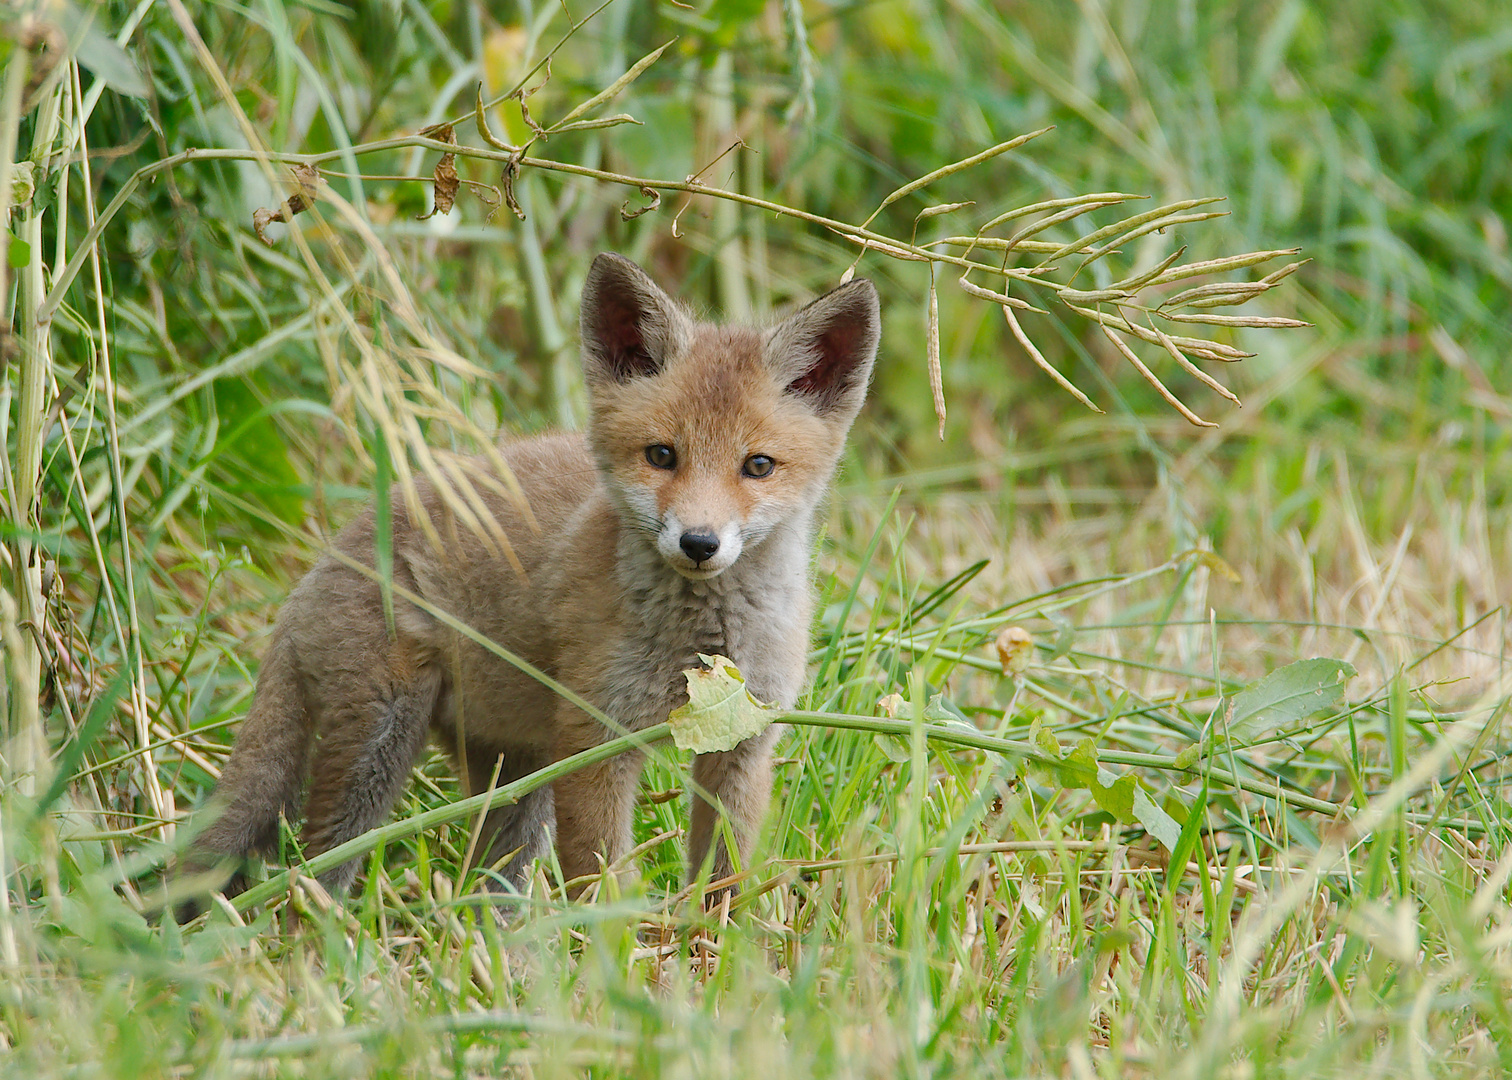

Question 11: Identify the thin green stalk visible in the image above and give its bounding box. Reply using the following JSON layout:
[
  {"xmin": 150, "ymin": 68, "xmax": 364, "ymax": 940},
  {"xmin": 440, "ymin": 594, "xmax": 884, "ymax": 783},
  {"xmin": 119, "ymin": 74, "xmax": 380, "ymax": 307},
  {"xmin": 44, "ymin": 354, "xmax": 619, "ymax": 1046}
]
[
  {"xmin": 227, "ymin": 723, "xmax": 674, "ymax": 912},
  {"xmin": 779, "ymin": 710, "xmax": 1479, "ymax": 830},
  {"xmin": 71, "ymin": 61, "xmax": 169, "ymax": 840},
  {"xmin": 8, "ymin": 71, "xmax": 65, "ymax": 798}
]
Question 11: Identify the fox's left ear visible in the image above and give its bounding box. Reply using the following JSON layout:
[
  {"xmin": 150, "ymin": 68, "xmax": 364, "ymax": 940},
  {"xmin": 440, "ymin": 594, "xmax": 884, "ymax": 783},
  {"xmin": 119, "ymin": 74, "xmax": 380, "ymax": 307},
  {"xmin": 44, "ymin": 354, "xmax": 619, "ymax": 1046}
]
[{"xmin": 766, "ymin": 278, "xmax": 881, "ymax": 421}]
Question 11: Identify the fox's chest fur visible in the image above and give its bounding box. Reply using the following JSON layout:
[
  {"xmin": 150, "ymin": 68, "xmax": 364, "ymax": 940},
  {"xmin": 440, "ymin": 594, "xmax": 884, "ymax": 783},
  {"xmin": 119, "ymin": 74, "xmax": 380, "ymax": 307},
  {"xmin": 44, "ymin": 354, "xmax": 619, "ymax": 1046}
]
[{"xmin": 580, "ymin": 517, "xmax": 814, "ymax": 730}]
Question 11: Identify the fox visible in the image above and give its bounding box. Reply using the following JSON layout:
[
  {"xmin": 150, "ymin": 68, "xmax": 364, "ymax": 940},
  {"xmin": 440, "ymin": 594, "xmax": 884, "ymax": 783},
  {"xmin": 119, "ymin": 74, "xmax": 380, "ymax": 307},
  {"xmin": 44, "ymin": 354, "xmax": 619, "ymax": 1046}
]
[{"xmin": 175, "ymin": 252, "xmax": 880, "ymax": 913}]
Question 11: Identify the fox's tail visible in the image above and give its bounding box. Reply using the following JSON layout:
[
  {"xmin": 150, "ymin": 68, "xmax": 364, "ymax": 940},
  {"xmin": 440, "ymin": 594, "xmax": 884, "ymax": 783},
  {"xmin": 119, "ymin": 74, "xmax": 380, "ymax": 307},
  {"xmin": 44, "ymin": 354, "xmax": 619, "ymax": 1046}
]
[{"xmin": 172, "ymin": 630, "xmax": 310, "ymax": 917}]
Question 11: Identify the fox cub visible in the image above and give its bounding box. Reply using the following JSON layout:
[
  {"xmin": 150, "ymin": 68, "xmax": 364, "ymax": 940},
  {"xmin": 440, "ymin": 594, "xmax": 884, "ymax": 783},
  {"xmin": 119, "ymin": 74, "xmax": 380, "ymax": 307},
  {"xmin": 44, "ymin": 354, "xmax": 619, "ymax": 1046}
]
[{"xmin": 178, "ymin": 253, "xmax": 880, "ymax": 909}]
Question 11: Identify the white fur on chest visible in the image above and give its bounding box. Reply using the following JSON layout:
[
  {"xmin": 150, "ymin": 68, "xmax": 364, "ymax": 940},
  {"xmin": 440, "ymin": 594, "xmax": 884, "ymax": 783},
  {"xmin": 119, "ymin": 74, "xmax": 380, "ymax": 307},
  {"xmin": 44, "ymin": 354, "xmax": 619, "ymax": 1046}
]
[{"xmin": 594, "ymin": 528, "xmax": 812, "ymax": 731}]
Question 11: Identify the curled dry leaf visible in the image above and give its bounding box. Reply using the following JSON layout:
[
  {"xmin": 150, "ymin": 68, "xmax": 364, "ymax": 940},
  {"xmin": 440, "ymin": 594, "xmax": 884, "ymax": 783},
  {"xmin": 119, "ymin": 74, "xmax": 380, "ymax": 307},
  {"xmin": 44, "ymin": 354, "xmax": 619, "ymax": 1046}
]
[
  {"xmin": 515, "ymin": 91, "xmax": 546, "ymax": 138},
  {"xmin": 417, "ymin": 123, "xmax": 459, "ymax": 221},
  {"xmin": 252, "ymin": 163, "xmax": 322, "ymax": 245},
  {"xmin": 517, "ymin": 57, "xmax": 552, "ymax": 102},
  {"xmin": 501, "ymin": 156, "xmax": 525, "ymax": 221},
  {"xmin": 877, "ymin": 693, "xmax": 907, "ymax": 718},
  {"xmin": 619, "ymin": 185, "xmax": 660, "ymax": 221},
  {"xmin": 994, "ymin": 626, "xmax": 1033, "ymax": 676},
  {"xmin": 476, "ymin": 183, "xmax": 503, "ymax": 222}
]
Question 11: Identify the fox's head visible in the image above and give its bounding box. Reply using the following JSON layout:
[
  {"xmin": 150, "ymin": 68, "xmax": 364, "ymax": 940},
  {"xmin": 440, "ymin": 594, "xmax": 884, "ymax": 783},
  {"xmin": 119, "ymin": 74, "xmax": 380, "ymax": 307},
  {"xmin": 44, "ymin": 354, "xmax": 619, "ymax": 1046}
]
[{"xmin": 579, "ymin": 253, "xmax": 880, "ymax": 580}]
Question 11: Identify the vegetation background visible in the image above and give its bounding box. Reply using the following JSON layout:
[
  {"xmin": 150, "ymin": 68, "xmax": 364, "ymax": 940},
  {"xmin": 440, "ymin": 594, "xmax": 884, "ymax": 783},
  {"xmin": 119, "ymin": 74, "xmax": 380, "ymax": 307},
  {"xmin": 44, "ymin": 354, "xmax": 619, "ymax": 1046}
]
[{"xmin": 1, "ymin": 0, "xmax": 1509, "ymax": 1075}]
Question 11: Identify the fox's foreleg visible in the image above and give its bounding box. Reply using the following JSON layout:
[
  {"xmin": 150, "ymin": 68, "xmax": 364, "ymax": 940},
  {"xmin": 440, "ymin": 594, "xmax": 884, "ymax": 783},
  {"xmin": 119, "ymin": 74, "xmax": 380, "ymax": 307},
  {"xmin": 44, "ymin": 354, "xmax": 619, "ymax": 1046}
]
[
  {"xmin": 688, "ymin": 726, "xmax": 780, "ymax": 895},
  {"xmin": 550, "ymin": 702, "xmax": 647, "ymax": 893}
]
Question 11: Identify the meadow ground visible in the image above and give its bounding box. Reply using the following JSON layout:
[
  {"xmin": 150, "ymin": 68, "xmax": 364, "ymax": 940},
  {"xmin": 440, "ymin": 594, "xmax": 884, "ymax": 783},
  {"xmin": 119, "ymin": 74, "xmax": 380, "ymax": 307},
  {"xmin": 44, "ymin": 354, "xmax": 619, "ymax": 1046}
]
[{"xmin": 1, "ymin": 1, "xmax": 1509, "ymax": 1076}]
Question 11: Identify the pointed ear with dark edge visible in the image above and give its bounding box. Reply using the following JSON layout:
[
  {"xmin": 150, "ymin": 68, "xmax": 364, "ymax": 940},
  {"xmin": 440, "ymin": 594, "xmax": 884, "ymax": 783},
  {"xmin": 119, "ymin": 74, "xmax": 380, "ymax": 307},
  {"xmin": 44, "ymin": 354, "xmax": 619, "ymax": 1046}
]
[
  {"xmin": 579, "ymin": 253, "xmax": 691, "ymax": 385},
  {"xmin": 766, "ymin": 278, "xmax": 881, "ymax": 419}
]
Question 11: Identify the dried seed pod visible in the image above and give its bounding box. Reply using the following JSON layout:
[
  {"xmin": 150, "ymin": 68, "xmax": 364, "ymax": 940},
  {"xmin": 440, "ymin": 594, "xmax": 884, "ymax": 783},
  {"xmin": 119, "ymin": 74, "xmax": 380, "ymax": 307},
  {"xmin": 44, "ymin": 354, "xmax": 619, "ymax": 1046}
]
[{"xmin": 994, "ymin": 626, "xmax": 1033, "ymax": 676}]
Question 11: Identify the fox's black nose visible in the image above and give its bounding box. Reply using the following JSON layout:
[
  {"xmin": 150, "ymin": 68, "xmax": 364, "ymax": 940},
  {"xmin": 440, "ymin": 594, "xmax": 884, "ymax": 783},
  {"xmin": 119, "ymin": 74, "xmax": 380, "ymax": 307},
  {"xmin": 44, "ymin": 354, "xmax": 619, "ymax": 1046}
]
[{"xmin": 679, "ymin": 531, "xmax": 720, "ymax": 563}]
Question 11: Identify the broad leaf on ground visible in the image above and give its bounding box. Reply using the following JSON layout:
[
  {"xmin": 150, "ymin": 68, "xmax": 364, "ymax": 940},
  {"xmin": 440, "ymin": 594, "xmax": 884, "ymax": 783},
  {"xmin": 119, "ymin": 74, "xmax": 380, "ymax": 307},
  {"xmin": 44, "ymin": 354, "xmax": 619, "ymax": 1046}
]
[
  {"xmin": 1223, "ymin": 657, "xmax": 1357, "ymax": 746},
  {"xmin": 1036, "ymin": 737, "xmax": 1183, "ymax": 851}
]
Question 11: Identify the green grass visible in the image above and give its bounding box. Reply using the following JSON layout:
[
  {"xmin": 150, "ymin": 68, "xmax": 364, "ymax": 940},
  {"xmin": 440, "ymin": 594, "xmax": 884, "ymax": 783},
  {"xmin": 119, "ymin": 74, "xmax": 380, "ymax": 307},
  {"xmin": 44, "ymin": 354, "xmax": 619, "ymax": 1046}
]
[{"xmin": 2, "ymin": 0, "xmax": 1510, "ymax": 1076}]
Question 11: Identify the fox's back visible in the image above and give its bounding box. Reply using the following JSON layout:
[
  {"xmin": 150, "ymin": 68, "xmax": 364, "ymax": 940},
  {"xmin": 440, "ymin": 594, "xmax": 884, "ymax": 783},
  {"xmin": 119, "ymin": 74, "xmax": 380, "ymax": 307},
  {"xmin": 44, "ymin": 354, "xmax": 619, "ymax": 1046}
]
[{"xmin": 397, "ymin": 432, "xmax": 615, "ymax": 745}]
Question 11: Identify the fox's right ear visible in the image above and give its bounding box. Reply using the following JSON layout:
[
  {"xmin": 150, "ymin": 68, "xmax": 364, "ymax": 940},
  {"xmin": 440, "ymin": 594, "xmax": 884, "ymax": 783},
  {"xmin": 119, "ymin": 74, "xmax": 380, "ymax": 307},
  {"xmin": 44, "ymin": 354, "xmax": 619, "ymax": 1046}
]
[
  {"xmin": 580, "ymin": 253, "xmax": 691, "ymax": 385},
  {"xmin": 766, "ymin": 278, "xmax": 881, "ymax": 422}
]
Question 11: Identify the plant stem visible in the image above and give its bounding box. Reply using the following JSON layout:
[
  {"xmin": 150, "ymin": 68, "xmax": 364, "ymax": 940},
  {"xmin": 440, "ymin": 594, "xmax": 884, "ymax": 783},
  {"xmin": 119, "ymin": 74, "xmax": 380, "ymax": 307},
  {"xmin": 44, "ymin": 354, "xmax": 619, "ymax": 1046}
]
[{"xmin": 228, "ymin": 723, "xmax": 675, "ymax": 912}]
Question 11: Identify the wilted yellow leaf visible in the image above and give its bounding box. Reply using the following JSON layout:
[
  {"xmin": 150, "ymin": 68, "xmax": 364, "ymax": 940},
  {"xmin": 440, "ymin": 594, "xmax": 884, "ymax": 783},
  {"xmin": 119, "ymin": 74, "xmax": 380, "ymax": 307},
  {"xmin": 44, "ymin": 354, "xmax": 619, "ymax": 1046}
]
[{"xmin": 668, "ymin": 654, "xmax": 775, "ymax": 754}]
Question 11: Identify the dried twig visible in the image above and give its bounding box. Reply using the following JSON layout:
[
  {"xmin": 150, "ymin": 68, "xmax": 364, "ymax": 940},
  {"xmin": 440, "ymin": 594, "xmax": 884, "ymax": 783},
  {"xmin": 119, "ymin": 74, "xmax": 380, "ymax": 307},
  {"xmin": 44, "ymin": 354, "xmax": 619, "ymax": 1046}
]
[{"xmin": 40, "ymin": 82, "xmax": 1305, "ymax": 428}]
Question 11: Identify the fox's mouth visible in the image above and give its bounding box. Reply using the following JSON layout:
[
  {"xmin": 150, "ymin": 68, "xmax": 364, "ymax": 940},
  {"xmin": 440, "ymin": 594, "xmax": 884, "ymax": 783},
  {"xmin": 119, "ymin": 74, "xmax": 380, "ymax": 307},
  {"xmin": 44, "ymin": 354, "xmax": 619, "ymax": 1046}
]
[{"xmin": 667, "ymin": 557, "xmax": 729, "ymax": 580}]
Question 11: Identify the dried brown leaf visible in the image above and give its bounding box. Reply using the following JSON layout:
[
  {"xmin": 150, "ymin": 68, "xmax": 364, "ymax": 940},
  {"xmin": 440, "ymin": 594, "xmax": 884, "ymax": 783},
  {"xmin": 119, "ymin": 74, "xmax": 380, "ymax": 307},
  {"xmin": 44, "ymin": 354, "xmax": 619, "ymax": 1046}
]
[
  {"xmin": 424, "ymin": 155, "xmax": 459, "ymax": 219},
  {"xmin": 251, "ymin": 163, "xmax": 321, "ymax": 245},
  {"xmin": 418, "ymin": 124, "xmax": 459, "ymax": 220},
  {"xmin": 619, "ymin": 185, "xmax": 661, "ymax": 221},
  {"xmin": 501, "ymin": 156, "xmax": 524, "ymax": 221}
]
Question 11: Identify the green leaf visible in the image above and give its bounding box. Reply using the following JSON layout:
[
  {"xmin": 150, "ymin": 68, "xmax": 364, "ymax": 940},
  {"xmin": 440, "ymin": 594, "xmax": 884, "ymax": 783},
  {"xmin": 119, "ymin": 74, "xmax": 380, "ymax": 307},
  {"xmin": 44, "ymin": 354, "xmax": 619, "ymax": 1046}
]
[
  {"xmin": 668, "ymin": 654, "xmax": 775, "ymax": 754},
  {"xmin": 74, "ymin": 21, "xmax": 150, "ymax": 98},
  {"xmin": 1034, "ymin": 737, "xmax": 1181, "ymax": 850},
  {"xmin": 1224, "ymin": 657, "xmax": 1357, "ymax": 745},
  {"xmin": 1059, "ymin": 737, "xmax": 1101, "ymax": 788},
  {"xmin": 5, "ymin": 162, "xmax": 34, "ymax": 209},
  {"xmin": 873, "ymin": 733, "xmax": 912, "ymax": 764},
  {"xmin": 1090, "ymin": 770, "xmax": 1137, "ymax": 820},
  {"xmin": 6, "ymin": 229, "xmax": 29, "ymax": 269},
  {"xmin": 1131, "ymin": 789, "xmax": 1182, "ymax": 851},
  {"xmin": 923, "ymin": 693, "xmax": 973, "ymax": 728}
]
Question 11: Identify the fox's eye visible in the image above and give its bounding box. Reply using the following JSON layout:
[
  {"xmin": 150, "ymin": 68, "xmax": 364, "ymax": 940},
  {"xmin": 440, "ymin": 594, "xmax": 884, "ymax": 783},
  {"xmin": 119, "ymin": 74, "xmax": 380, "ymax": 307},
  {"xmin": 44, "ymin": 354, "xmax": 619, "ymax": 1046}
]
[
  {"xmin": 742, "ymin": 454, "xmax": 776, "ymax": 478},
  {"xmin": 645, "ymin": 444, "xmax": 677, "ymax": 470}
]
